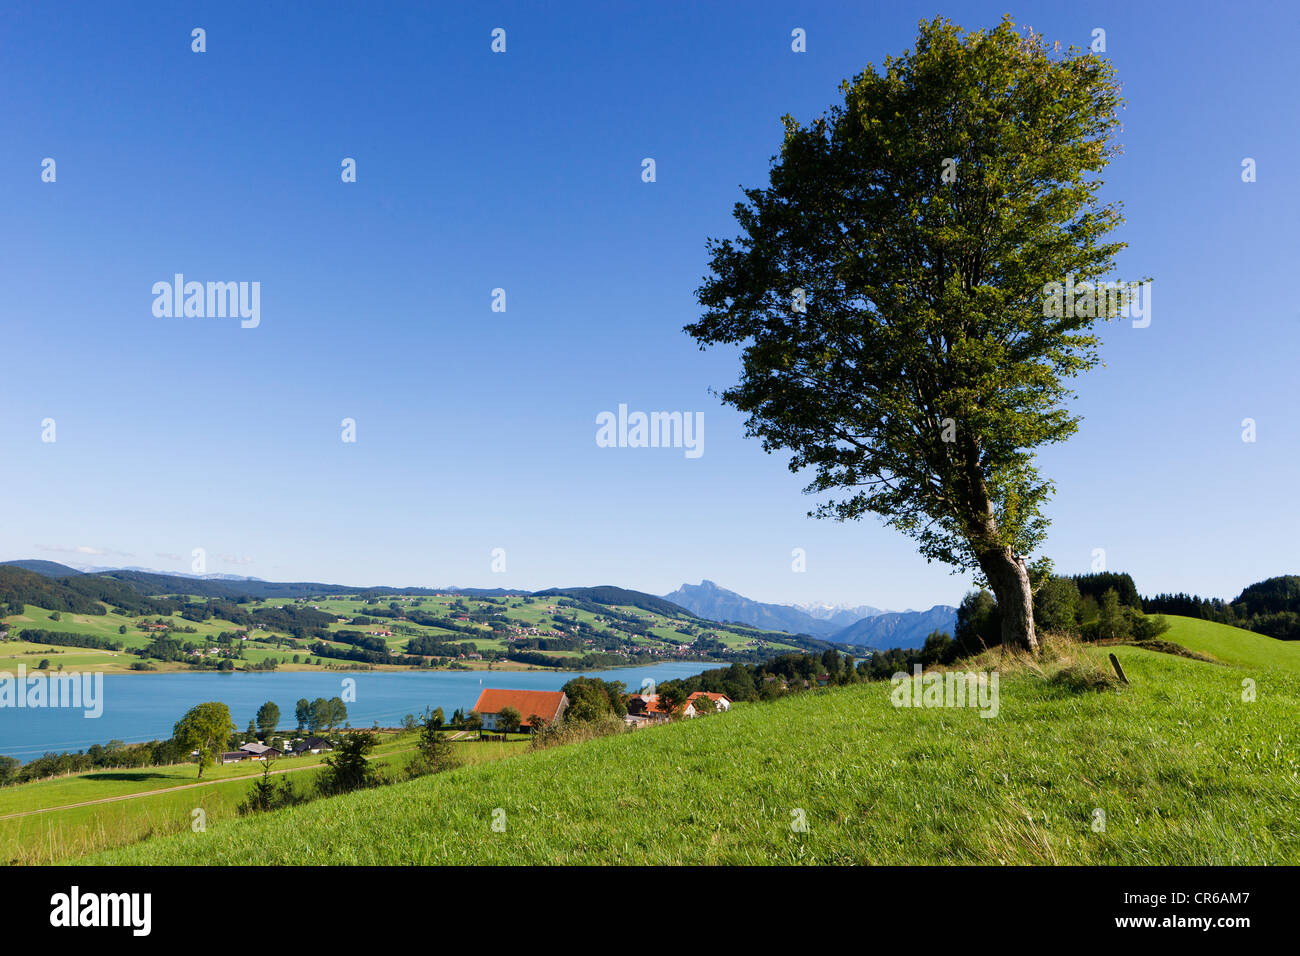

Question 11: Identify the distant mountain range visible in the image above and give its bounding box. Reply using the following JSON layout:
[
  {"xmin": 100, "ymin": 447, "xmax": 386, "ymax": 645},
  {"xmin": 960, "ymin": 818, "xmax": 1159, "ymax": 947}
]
[
  {"xmin": 0, "ymin": 561, "xmax": 515, "ymax": 602},
  {"xmin": 791, "ymin": 600, "xmax": 888, "ymax": 626},
  {"xmin": 829, "ymin": 605, "xmax": 960, "ymax": 650},
  {"xmin": 663, "ymin": 580, "xmax": 955, "ymax": 649},
  {"xmin": 2, "ymin": 560, "xmax": 265, "ymax": 582},
  {"xmin": 72, "ymin": 564, "xmax": 267, "ymax": 581},
  {"xmin": 664, "ymin": 580, "xmax": 847, "ymax": 638}
]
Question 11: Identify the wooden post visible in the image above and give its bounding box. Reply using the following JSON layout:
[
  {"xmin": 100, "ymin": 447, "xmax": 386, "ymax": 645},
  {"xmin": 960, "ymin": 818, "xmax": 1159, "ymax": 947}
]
[{"xmin": 1108, "ymin": 653, "xmax": 1129, "ymax": 684}]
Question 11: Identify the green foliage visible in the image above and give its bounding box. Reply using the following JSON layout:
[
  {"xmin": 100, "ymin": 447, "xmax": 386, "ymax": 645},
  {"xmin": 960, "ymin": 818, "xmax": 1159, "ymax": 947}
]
[
  {"xmin": 530, "ymin": 713, "xmax": 627, "ymax": 751},
  {"xmin": 237, "ymin": 761, "xmax": 303, "ymax": 815},
  {"xmin": 406, "ymin": 716, "xmax": 461, "ymax": 779},
  {"xmin": 172, "ymin": 702, "xmax": 236, "ymax": 779},
  {"xmin": 1130, "ymin": 612, "xmax": 1171, "ymax": 642},
  {"xmin": 305, "ymin": 696, "xmax": 347, "ymax": 733},
  {"xmin": 955, "ymin": 590, "xmax": 1000, "ymax": 654},
  {"xmin": 686, "ymin": 16, "xmax": 1129, "ymax": 580},
  {"xmin": 1034, "ymin": 576, "xmax": 1081, "ymax": 631},
  {"xmin": 0, "ymin": 566, "xmax": 132, "ymax": 616},
  {"xmin": 656, "ymin": 683, "xmax": 688, "ymax": 716},
  {"xmin": 18, "ymin": 629, "xmax": 123, "ymax": 652},
  {"xmin": 495, "ymin": 706, "xmax": 522, "ymax": 734},
  {"xmin": 255, "ymin": 701, "xmax": 280, "ymax": 738},
  {"xmin": 1146, "ymin": 575, "xmax": 1300, "ymax": 642},
  {"xmin": 918, "ymin": 631, "xmax": 957, "ymax": 667},
  {"xmin": 532, "ymin": 587, "xmax": 693, "ymax": 618},
  {"xmin": 1071, "ymin": 572, "xmax": 1141, "ymax": 609},
  {"xmin": 87, "ymin": 646, "xmax": 1300, "ymax": 866},
  {"xmin": 561, "ymin": 677, "xmax": 629, "ymax": 722},
  {"xmin": 1097, "ymin": 589, "xmax": 1128, "ymax": 640},
  {"xmin": 316, "ymin": 732, "xmax": 384, "ymax": 797}
]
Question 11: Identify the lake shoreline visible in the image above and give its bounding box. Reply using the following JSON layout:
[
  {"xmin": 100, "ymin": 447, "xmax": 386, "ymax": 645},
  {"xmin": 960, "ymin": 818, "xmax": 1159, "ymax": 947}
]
[{"xmin": 0, "ymin": 661, "xmax": 720, "ymax": 760}]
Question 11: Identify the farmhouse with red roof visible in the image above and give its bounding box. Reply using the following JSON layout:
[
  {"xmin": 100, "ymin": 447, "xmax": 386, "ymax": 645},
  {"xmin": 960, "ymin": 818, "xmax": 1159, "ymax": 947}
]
[
  {"xmin": 686, "ymin": 691, "xmax": 732, "ymax": 712},
  {"xmin": 472, "ymin": 688, "xmax": 569, "ymax": 731}
]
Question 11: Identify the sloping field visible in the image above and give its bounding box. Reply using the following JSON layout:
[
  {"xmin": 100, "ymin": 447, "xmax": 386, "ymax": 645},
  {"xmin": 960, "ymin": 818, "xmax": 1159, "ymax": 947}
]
[
  {"xmin": 1160, "ymin": 614, "xmax": 1300, "ymax": 672},
  {"xmin": 83, "ymin": 644, "xmax": 1300, "ymax": 865}
]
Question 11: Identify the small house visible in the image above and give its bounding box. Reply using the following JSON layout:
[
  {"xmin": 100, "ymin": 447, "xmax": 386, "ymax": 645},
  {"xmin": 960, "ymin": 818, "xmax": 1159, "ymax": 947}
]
[
  {"xmin": 471, "ymin": 688, "xmax": 569, "ymax": 731},
  {"xmin": 687, "ymin": 691, "xmax": 733, "ymax": 712},
  {"xmin": 239, "ymin": 742, "xmax": 282, "ymax": 759}
]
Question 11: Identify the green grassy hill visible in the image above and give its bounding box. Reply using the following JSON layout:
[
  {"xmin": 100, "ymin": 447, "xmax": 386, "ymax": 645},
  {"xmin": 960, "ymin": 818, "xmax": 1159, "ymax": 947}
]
[
  {"xmin": 0, "ymin": 733, "xmax": 526, "ymax": 864},
  {"xmin": 1161, "ymin": 614, "xmax": 1300, "ymax": 672},
  {"xmin": 2, "ymin": 577, "xmax": 817, "ymax": 674},
  {"xmin": 82, "ymin": 638, "xmax": 1300, "ymax": 866}
]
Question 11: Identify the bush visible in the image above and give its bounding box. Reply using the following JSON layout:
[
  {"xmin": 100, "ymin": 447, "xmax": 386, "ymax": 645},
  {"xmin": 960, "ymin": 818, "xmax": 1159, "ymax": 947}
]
[
  {"xmin": 918, "ymin": 631, "xmax": 956, "ymax": 667},
  {"xmin": 237, "ymin": 762, "xmax": 304, "ymax": 815},
  {"xmin": 316, "ymin": 732, "xmax": 385, "ymax": 796},
  {"xmin": 1130, "ymin": 611, "xmax": 1170, "ymax": 641},
  {"xmin": 405, "ymin": 716, "xmax": 461, "ymax": 779},
  {"xmin": 1034, "ymin": 576, "xmax": 1081, "ymax": 632},
  {"xmin": 955, "ymin": 590, "xmax": 1000, "ymax": 653},
  {"xmin": 1049, "ymin": 661, "xmax": 1122, "ymax": 693},
  {"xmin": 531, "ymin": 714, "xmax": 627, "ymax": 751}
]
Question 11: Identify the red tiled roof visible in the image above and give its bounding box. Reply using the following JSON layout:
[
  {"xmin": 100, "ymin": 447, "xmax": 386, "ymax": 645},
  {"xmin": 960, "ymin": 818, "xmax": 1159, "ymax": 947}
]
[
  {"xmin": 472, "ymin": 688, "xmax": 568, "ymax": 726},
  {"xmin": 687, "ymin": 692, "xmax": 731, "ymax": 704},
  {"xmin": 629, "ymin": 694, "xmax": 682, "ymax": 715}
]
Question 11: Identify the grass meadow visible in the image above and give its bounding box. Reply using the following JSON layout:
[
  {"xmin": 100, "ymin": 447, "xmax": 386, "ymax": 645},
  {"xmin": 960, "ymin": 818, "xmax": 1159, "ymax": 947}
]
[
  {"xmin": 0, "ymin": 731, "xmax": 529, "ymax": 864},
  {"xmin": 79, "ymin": 630, "xmax": 1300, "ymax": 866}
]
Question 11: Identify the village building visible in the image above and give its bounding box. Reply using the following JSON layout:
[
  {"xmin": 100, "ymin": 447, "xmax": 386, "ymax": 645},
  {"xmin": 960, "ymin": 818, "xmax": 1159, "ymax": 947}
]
[
  {"xmin": 626, "ymin": 694, "xmax": 694, "ymax": 720},
  {"xmin": 626, "ymin": 691, "xmax": 733, "ymax": 721},
  {"xmin": 687, "ymin": 691, "xmax": 733, "ymax": 712},
  {"xmin": 471, "ymin": 688, "xmax": 569, "ymax": 731},
  {"xmin": 239, "ymin": 742, "xmax": 282, "ymax": 759}
]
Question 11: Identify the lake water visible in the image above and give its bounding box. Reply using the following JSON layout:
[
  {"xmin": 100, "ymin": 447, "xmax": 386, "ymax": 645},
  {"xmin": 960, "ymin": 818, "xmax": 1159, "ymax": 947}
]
[{"xmin": 0, "ymin": 662, "xmax": 715, "ymax": 760}]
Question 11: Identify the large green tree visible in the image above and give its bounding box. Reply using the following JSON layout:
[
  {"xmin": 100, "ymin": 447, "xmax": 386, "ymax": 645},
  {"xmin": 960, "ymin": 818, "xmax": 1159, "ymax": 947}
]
[
  {"xmin": 173, "ymin": 701, "xmax": 235, "ymax": 779},
  {"xmin": 687, "ymin": 17, "xmax": 1133, "ymax": 650},
  {"xmin": 255, "ymin": 700, "xmax": 280, "ymax": 738}
]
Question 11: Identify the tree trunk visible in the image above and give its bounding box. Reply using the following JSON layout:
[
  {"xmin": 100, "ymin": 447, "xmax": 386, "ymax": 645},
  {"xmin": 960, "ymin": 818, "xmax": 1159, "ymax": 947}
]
[{"xmin": 979, "ymin": 546, "xmax": 1038, "ymax": 652}]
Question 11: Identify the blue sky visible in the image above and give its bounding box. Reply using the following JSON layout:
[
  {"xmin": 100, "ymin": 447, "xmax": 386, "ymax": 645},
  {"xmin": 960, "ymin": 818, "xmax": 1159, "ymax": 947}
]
[{"xmin": 2, "ymin": 1, "xmax": 1296, "ymax": 610}]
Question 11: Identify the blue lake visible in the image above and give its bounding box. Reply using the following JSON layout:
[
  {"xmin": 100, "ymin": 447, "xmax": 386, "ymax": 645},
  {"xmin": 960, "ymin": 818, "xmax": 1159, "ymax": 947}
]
[{"xmin": 0, "ymin": 662, "xmax": 714, "ymax": 760}]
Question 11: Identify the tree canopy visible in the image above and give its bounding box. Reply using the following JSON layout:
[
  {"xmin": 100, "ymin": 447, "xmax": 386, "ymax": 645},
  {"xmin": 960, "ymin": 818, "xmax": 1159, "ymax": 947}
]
[
  {"xmin": 687, "ymin": 16, "xmax": 1133, "ymax": 649},
  {"xmin": 173, "ymin": 701, "xmax": 235, "ymax": 778}
]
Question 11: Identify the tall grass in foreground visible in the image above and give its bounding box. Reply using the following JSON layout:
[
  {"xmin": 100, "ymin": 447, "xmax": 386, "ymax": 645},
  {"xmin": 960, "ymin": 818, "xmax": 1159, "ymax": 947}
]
[{"xmin": 82, "ymin": 642, "xmax": 1300, "ymax": 866}]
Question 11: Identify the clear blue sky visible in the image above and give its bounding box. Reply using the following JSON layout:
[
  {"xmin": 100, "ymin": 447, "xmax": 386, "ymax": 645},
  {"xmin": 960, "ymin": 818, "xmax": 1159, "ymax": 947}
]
[{"xmin": 2, "ymin": 1, "xmax": 1296, "ymax": 610}]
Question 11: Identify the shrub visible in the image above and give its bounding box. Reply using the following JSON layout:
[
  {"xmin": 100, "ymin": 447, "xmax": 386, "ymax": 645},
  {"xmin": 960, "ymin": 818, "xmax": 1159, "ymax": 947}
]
[
  {"xmin": 531, "ymin": 714, "xmax": 627, "ymax": 751},
  {"xmin": 316, "ymin": 732, "xmax": 386, "ymax": 796},
  {"xmin": 406, "ymin": 716, "xmax": 461, "ymax": 779},
  {"xmin": 955, "ymin": 590, "xmax": 1000, "ymax": 653},
  {"xmin": 237, "ymin": 762, "xmax": 304, "ymax": 815}
]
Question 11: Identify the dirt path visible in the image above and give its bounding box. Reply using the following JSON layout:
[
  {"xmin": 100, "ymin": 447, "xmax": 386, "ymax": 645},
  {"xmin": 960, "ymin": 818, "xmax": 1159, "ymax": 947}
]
[{"xmin": 0, "ymin": 749, "xmax": 413, "ymax": 822}]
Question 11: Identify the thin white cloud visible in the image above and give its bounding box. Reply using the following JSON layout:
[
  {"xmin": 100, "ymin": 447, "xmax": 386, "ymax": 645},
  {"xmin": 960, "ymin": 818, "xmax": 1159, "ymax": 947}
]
[{"xmin": 37, "ymin": 544, "xmax": 134, "ymax": 558}]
